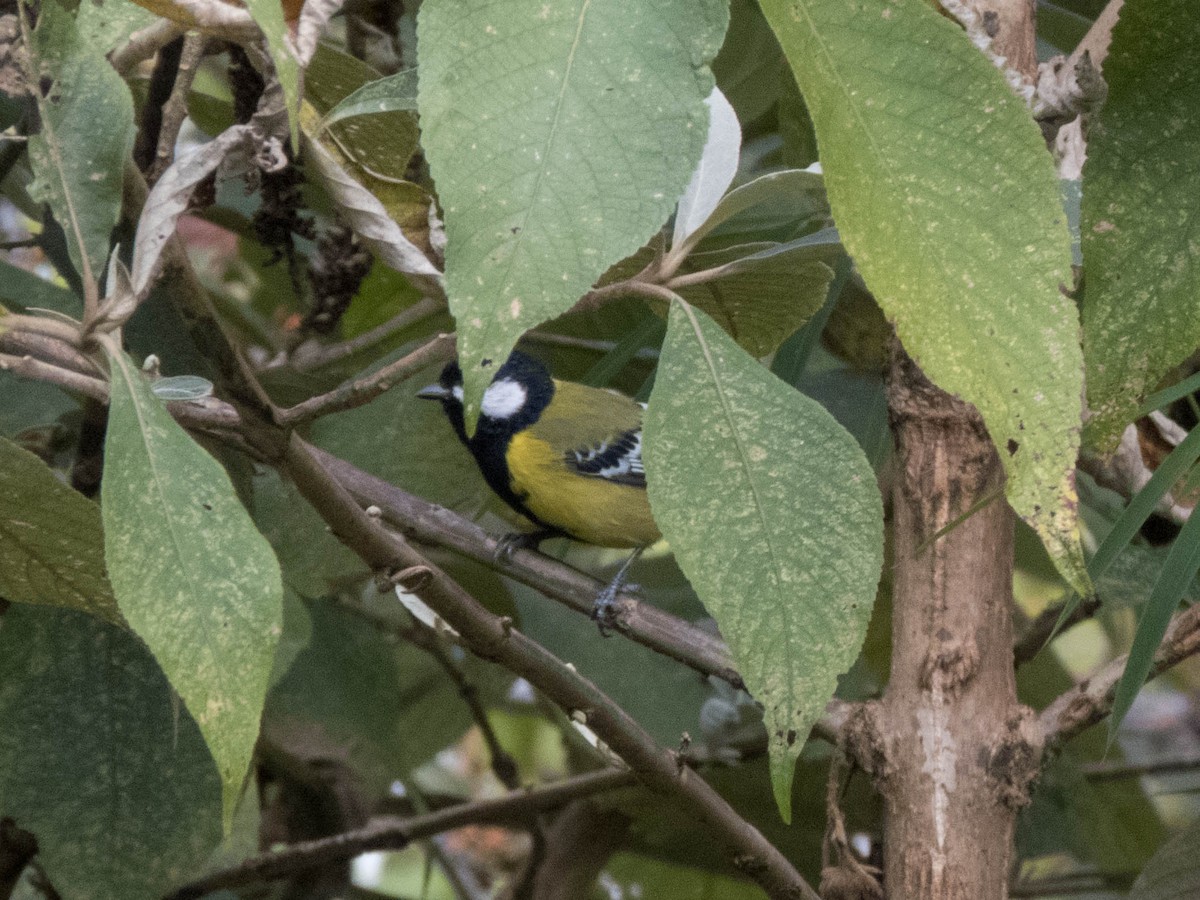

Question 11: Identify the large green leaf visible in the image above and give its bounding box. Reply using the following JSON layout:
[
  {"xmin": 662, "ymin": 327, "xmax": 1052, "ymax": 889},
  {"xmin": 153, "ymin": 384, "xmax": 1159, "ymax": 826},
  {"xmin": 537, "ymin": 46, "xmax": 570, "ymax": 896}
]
[
  {"xmin": 101, "ymin": 348, "xmax": 282, "ymax": 825},
  {"xmin": 1130, "ymin": 814, "xmax": 1200, "ymax": 900},
  {"xmin": 759, "ymin": 0, "xmax": 1089, "ymax": 595},
  {"xmin": 26, "ymin": 0, "xmax": 134, "ymax": 292},
  {"xmin": 644, "ymin": 301, "xmax": 883, "ymax": 819},
  {"xmin": 1081, "ymin": 0, "xmax": 1200, "ymax": 452},
  {"xmin": 0, "ymin": 437, "xmax": 121, "ymax": 624},
  {"xmin": 418, "ymin": 0, "xmax": 728, "ymax": 424},
  {"xmin": 0, "ymin": 604, "xmax": 221, "ymax": 899}
]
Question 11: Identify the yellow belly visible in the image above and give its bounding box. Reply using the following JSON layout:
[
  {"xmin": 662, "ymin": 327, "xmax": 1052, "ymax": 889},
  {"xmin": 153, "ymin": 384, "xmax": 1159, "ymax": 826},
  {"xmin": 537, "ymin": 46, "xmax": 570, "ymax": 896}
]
[{"xmin": 506, "ymin": 431, "xmax": 660, "ymax": 548}]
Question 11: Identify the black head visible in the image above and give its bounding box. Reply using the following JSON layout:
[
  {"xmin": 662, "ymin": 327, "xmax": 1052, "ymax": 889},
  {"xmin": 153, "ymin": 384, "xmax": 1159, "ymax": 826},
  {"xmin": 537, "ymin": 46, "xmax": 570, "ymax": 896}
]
[{"xmin": 417, "ymin": 351, "xmax": 555, "ymax": 446}]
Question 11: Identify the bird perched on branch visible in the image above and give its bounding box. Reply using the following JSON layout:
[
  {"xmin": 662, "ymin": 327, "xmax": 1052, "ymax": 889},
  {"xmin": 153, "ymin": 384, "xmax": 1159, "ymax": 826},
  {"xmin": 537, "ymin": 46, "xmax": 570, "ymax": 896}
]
[{"xmin": 418, "ymin": 351, "xmax": 659, "ymax": 617}]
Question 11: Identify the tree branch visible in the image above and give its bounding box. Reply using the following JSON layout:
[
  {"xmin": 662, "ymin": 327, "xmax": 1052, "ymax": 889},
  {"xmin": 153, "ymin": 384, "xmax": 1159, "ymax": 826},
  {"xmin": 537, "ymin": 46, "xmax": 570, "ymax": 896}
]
[
  {"xmin": 281, "ymin": 434, "xmax": 818, "ymax": 900},
  {"xmin": 110, "ymin": 21, "xmax": 187, "ymax": 75},
  {"xmin": 1039, "ymin": 602, "xmax": 1200, "ymax": 753},
  {"xmin": 311, "ymin": 446, "xmax": 745, "ymax": 689},
  {"xmin": 283, "ymin": 296, "xmax": 448, "ymax": 373},
  {"xmin": 277, "ymin": 333, "xmax": 455, "ymax": 425},
  {"xmin": 166, "ymin": 768, "xmax": 638, "ymax": 900}
]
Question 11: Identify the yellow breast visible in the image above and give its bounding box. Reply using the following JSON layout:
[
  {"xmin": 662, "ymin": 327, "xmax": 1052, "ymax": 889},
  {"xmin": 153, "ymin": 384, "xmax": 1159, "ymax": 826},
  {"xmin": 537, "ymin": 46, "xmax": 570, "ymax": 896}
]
[{"xmin": 505, "ymin": 430, "xmax": 660, "ymax": 548}]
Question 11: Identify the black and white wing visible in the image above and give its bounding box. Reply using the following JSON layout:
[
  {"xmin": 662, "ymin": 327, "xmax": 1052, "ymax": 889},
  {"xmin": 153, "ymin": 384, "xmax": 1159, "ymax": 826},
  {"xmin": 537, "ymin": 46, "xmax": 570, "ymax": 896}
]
[{"xmin": 565, "ymin": 429, "xmax": 646, "ymax": 488}]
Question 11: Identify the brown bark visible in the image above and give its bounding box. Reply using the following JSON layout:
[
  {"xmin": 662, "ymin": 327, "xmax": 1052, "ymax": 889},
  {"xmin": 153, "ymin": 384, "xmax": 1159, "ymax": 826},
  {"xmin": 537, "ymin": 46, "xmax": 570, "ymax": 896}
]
[
  {"xmin": 854, "ymin": 353, "xmax": 1040, "ymax": 900},
  {"xmin": 963, "ymin": 0, "xmax": 1038, "ymax": 83}
]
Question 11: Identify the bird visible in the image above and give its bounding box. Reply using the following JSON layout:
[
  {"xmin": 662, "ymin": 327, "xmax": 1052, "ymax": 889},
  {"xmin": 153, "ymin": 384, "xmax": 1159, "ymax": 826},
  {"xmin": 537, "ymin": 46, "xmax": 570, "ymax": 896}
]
[{"xmin": 417, "ymin": 351, "xmax": 659, "ymax": 619}]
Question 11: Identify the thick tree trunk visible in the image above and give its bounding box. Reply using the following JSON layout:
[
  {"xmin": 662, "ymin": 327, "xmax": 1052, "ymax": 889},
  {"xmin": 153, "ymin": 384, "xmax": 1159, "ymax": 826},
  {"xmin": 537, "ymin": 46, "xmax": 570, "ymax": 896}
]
[
  {"xmin": 852, "ymin": 353, "xmax": 1040, "ymax": 900},
  {"xmin": 848, "ymin": 5, "xmax": 1045, "ymax": 897}
]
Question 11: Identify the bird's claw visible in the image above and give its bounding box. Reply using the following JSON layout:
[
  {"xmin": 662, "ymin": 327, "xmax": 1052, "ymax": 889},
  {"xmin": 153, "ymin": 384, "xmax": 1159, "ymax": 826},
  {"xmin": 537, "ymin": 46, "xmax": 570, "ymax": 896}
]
[{"xmin": 492, "ymin": 530, "xmax": 552, "ymax": 563}]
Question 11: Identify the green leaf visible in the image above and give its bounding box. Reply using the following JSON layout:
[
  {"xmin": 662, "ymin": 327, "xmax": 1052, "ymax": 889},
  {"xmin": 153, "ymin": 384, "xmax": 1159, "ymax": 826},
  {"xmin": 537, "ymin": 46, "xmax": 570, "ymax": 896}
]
[
  {"xmin": 26, "ymin": 0, "xmax": 135, "ymax": 293},
  {"xmin": 0, "ymin": 257, "xmax": 81, "ymax": 317},
  {"xmin": 1081, "ymin": 0, "xmax": 1200, "ymax": 452},
  {"xmin": 306, "ymin": 45, "xmax": 421, "ymax": 182},
  {"xmin": 712, "ymin": 0, "xmax": 785, "ymax": 127},
  {"xmin": 644, "ymin": 301, "xmax": 883, "ymax": 820},
  {"xmin": 242, "ymin": 0, "xmax": 299, "ymax": 148},
  {"xmin": 673, "ymin": 168, "xmax": 827, "ymax": 258},
  {"xmin": 418, "ymin": 0, "xmax": 728, "ymax": 424},
  {"xmin": 0, "ymin": 437, "xmax": 121, "ymax": 624},
  {"xmin": 75, "ymin": 0, "xmax": 158, "ymax": 54},
  {"xmin": 0, "ymin": 372, "xmax": 77, "ymax": 436},
  {"xmin": 760, "ymin": 0, "xmax": 1089, "ymax": 596},
  {"xmin": 1107, "ymin": 500, "xmax": 1200, "ymax": 742},
  {"xmin": 101, "ymin": 347, "xmax": 282, "ymax": 826},
  {"xmin": 673, "ymin": 241, "xmax": 835, "ymax": 357},
  {"xmin": 0, "ymin": 604, "xmax": 221, "ymax": 899},
  {"xmin": 320, "ymin": 68, "xmax": 418, "ymax": 128},
  {"xmin": 1130, "ymin": 814, "xmax": 1200, "ymax": 900}
]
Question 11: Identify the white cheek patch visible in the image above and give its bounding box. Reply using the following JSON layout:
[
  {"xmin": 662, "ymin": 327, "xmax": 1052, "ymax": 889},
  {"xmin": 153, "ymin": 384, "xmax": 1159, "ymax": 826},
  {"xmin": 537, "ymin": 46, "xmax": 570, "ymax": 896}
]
[{"xmin": 481, "ymin": 378, "xmax": 528, "ymax": 419}]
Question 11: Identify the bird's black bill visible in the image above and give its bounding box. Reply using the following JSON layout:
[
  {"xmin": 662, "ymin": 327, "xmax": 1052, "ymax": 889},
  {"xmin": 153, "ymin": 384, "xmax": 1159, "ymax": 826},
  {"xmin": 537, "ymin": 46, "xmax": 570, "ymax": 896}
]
[{"xmin": 416, "ymin": 384, "xmax": 452, "ymax": 400}]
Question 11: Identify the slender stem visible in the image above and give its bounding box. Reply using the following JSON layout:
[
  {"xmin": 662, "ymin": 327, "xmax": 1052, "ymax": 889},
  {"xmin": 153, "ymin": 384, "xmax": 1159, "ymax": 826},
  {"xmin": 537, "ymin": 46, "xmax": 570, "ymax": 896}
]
[
  {"xmin": 110, "ymin": 21, "xmax": 187, "ymax": 75},
  {"xmin": 1039, "ymin": 602, "xmax": 1200, "ymax": 753},
  {"xmin": 4, "ymin": 313, "xmax": 83, "ymax": 347},
  {"xmin": 285, "ymin": 296, "xmax": 447, "ymax": 373},
  {"xmin": 165, "ymin": 768, "xmax": 638, "ymax": 900},
  {"xmin": 0, "ymin": 353, "xmax": 107, "ymax": 401},
  {"xmin": 148, "ymin": 35, "xmax": 209, "ymax": 186},
  {"xmin": 277, "ymin": 333, "xmax": 455, "ymax": 425}
]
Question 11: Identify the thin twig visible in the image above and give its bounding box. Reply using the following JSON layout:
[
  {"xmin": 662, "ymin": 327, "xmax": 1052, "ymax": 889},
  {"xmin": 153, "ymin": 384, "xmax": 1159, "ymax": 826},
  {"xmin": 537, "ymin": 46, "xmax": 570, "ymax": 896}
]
[
  {"xmin": 285, "ymin": 296, "xmax": 447, "ymax": 372},
  {"xmin": 3, "ymin": 313, "xmax": 83, "ymax": 347},
  {"xmin": 148, "ymin": 35, "xmax": 209, "ymax": 186},
  {"xmin": 0, "ymin": 352, "xmax": 107, "ymax": 401},
  {"xmin": 110, "ymin": 21, "xmax": 187, "ymax": 75},
  {"xmin": 520, "ymin": 330, "xmax": 659, "ymax": 361},
  {"xmin": 1039, "ymin": 602, "xmax": 1200, "ymax": 752},
  {"xmin": 166, "ymin": 768, "xmax": 638, "ymax": 900},
  {"xmin": 281, "ymin": 434, "xmax": 819, "ymax": 900},
  {"xmin": 1013, "ymin": 595, "xmax": 1102, "ymax": 666},
  {"xmin": 1083, "ymin": 754, "xmax": 1200, "ymax": 782},
  {"xmin": 277, "ymin": 333, "xmax": 455, "ymax": 425}
]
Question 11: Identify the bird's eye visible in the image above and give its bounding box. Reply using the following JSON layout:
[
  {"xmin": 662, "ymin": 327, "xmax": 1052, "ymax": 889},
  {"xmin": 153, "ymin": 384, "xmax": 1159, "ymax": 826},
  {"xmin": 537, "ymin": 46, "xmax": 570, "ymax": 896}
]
[{"xmin": 480, "ymin": 379, "xmax": 528, "ymax": 419}]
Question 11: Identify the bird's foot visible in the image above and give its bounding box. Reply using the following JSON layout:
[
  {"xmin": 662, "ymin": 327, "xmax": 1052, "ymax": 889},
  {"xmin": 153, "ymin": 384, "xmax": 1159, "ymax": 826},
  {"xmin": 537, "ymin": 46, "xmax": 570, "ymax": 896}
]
[
  {"xmin": 590, "ymin": 547, "xmax": 645, "ymax": 636},
  {"xmin": 493, "ymin": 529, "xmax": 554, "ymax": 563}
]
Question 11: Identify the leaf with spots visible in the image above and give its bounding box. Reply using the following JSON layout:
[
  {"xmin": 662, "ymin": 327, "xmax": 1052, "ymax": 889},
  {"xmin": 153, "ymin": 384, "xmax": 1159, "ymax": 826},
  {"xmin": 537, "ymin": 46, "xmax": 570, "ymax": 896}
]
[
  {"xmin": 644, "ymin": 301, "xmax": 883, "ymax": 820},
  {"xmin": 759, "ymin": 0, "xmax": 1089, "ymax": 595},
  {"xmin": 418, "ymin": 0, "xmax": 728, "ymax": 426},
  {"xmin": 1081, "ymin": 0, "xmax": 1200, "ymax": 452},
  {"xmin": 0, "ymin": 604, "xmax": 221, "ymax": 899},
  {"xmin": 101, "ymin": 346, "xmax": 282, "ymax": 827},
  {"xmin": 0, "ymin": 437, "xmax": 121, "ymax": 624},
  {"xmin": 25, "ymin": 0, "xmax": 135, "ymax": 295}
]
